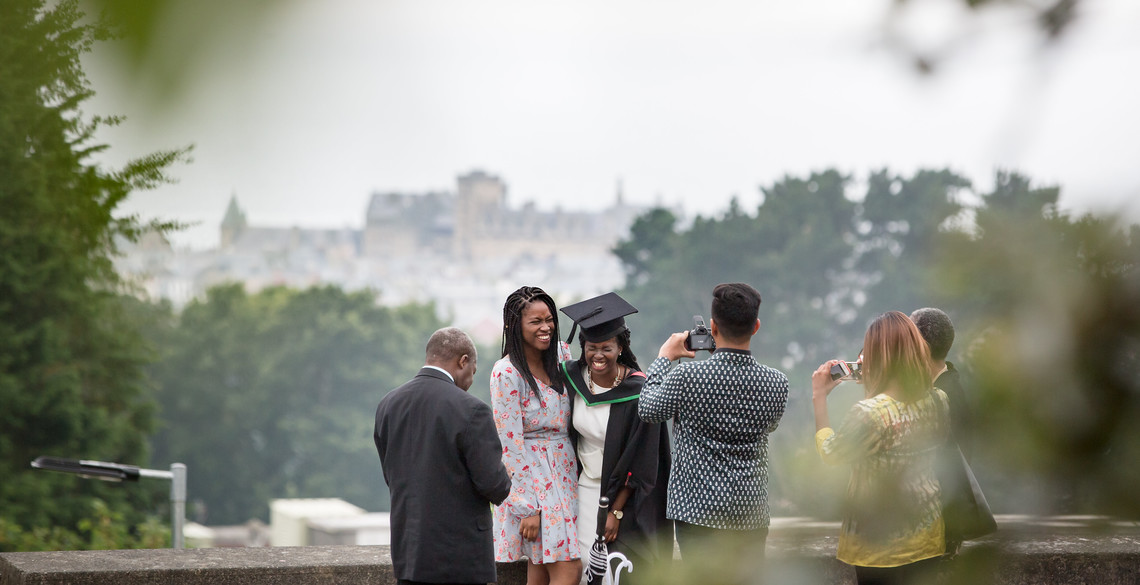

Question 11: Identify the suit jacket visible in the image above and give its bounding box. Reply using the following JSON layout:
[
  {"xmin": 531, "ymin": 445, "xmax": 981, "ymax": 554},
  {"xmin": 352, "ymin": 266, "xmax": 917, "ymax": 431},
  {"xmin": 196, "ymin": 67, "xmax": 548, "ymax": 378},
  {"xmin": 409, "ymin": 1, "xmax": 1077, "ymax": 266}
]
[
  {"xmin": 936, "ymin": 361, "xmax": 973, "ymax": 459},
  {"xmin": 374, "ymin": 367, "xmax": 512, "ymax": 583}
]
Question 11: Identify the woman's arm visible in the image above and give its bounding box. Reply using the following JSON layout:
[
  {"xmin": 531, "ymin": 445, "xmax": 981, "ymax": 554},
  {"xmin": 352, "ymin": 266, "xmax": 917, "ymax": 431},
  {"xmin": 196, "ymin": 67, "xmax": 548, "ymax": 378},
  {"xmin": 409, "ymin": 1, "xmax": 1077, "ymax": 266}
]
[
  {"xmin": 812, "ymin": 359, "xmax": 883, "ymax": 465},
  {"xmin": 606, "ymin": 396, "xmax": 661, "ymax": 542},
  {"xmin": 604, "ymin": 485, "xmax": 634, "ymax": 542},
  {"xmin": 490, "ymin": 362, "xmax": 538, "ymax": 523},
  {"xmin": 812, "ymin": 360, "xmax": 843, "ymax": 432}
]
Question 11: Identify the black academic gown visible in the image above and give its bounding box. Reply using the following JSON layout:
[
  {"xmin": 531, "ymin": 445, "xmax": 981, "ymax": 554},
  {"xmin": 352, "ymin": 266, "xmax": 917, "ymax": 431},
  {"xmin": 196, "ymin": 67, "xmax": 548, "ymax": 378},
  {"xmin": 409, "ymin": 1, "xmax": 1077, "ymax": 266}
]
[{"xmin": 562, "ymin": 360, "xmax": 674, "ymax": 572}]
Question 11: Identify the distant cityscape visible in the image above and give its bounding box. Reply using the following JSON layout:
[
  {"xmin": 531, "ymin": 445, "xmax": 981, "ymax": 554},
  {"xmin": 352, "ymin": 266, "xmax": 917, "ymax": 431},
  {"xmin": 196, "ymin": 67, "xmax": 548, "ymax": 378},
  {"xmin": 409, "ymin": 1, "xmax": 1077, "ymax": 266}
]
[{"xmin": 115, "ymin": 170, "xmax": 656, "ymax": 342}]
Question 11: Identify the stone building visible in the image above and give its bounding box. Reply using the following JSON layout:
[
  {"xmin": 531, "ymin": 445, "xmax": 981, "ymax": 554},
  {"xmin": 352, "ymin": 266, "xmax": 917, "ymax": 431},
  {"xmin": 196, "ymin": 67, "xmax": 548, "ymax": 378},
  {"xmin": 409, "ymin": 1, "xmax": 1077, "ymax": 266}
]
[{"xmin": 116, "ymin": 170, "xmax": 651, "ymax": 343}]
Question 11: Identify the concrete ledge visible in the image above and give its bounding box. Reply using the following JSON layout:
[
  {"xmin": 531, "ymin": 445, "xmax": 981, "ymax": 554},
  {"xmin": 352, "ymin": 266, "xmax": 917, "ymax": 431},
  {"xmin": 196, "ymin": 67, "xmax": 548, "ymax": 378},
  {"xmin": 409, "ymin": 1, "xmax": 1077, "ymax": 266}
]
[
  {"xmin": 2, "ymin": 517, "xmax": 1138, "ymax": 585},
  {"xmin": 0, "ymin": 546, "xmax": 394, "ymax": 585}
]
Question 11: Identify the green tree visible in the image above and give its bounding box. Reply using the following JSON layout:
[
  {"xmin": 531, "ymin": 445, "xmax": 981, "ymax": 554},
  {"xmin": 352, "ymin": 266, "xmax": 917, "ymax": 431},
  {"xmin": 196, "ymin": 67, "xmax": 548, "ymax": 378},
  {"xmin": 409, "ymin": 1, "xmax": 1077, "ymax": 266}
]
[
  {"xmin": 612, "ymin": 167, "xmax": 1140, "ymax": 520},
  {"xmin": 934, "ymin": 173, "xmax": 1140, "ymax": 516},
  {"xmin": 613, "ymin": 171, "xmax": 867, "ymax": 517},
  {"xmin": 147, "ymin": 284, "xmax": 445, "ymax": 524},
  {"xmin": 0, "ymin": 0, "xmax": 188, "ymax": 550},
  {"xmin": 856, "ymin": 168, "xmax": 973, "ymax": 316}
]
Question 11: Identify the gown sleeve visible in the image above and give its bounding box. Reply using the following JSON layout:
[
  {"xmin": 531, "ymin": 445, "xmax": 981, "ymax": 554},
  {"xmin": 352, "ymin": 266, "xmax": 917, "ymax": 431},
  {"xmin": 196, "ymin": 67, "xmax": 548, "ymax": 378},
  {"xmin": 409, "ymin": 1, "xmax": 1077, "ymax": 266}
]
[{"xmin": 610, "ymin": 399, "xmax": 662, "ymax": 496}]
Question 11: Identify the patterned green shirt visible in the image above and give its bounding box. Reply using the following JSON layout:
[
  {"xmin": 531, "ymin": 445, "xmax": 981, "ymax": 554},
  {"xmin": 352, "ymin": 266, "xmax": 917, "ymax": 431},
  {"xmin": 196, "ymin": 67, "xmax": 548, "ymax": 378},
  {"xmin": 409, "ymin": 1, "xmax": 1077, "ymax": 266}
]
[{"xmin": 815, "ymin": 388, "xmax": 950, "ymax": 567}]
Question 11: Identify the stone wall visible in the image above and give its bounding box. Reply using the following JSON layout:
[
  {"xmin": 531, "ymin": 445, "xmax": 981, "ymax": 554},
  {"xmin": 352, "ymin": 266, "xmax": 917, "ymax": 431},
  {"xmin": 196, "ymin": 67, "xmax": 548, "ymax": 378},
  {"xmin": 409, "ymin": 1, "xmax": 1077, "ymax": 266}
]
[{"xmin": 3, "ymin": 517, "xmax": 1138, "ymax": 585}]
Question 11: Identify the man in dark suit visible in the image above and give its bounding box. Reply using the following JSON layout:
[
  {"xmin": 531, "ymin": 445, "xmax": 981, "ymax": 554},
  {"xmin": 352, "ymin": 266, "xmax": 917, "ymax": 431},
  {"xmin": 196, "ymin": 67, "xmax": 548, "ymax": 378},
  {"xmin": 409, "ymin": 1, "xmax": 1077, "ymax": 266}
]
[
  {"xmin": 910, "ymin": 307, "xmax": 973, "ymax": 457},
  {"xmin": 374, "ymin": 327, "xmax": 512, "ymax": 585}
]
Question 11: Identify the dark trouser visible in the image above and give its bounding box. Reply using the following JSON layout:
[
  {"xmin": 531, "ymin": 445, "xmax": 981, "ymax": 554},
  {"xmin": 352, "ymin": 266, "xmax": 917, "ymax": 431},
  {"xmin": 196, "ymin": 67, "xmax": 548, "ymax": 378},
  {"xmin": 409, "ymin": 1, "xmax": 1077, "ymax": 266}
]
[
  {"xmin": 853, "ymin": 556, "xmax": 942, "ymax": 585},
  {"xmin": 673, "ymin": 520, "xmax": 769, "ymax": 560}
]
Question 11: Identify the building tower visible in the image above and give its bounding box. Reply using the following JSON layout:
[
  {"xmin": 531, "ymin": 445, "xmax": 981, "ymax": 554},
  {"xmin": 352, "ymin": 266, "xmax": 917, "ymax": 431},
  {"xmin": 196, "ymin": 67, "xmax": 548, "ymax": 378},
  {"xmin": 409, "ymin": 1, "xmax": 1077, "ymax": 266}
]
[
  {"xmin": 220, "ymin": 193, "xmax": 247, "ymax": 250},
  {"xmin": 453, "ymin": 170, "xmax": 507, "ymax": 259}
]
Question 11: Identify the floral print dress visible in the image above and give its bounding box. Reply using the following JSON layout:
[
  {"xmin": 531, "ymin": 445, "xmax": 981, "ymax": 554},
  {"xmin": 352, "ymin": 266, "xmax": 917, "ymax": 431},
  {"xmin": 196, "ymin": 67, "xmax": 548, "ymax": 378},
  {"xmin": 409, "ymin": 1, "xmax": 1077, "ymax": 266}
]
[{"xmin": 491, "ymin": 350, "xmax": 579, "ymax": 564}]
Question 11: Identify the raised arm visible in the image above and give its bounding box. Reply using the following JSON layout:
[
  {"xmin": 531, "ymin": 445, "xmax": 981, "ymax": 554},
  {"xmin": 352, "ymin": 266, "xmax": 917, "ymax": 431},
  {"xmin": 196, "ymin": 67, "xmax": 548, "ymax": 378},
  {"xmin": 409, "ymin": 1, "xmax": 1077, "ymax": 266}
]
[{"xmin": 639, "ymin": 331, "xmax": 695, "ymax": 423}]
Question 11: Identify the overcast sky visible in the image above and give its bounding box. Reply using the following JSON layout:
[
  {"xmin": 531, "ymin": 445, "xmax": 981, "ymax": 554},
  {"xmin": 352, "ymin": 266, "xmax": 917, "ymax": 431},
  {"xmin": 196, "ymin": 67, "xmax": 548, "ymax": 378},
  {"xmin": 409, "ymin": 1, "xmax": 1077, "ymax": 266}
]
[{"xmin": 89, "ymin": 0, "xmax": 1140, "ymax": 250}]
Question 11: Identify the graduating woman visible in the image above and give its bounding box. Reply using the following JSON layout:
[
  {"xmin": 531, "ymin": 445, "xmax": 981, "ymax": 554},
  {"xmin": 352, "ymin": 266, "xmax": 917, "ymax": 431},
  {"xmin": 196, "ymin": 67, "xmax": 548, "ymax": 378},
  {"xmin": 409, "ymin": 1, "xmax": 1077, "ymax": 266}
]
[{"xmin": 560, "ymin": 292, "xmax": 672, "ymax": 583}]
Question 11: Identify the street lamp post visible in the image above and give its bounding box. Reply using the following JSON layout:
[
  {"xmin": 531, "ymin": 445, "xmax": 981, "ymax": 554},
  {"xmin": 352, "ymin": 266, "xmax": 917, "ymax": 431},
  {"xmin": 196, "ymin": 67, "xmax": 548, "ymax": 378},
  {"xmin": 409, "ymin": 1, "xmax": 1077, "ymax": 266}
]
[{"xmin": 31, "ymin": 456, "xmax": 188, "ymax": 549}]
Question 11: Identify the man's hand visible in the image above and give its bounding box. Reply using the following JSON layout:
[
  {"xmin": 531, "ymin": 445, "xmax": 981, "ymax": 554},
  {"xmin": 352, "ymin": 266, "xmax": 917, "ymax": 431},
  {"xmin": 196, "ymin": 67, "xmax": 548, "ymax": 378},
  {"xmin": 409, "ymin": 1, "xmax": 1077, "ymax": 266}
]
[
  {"xmin": 519, "ymin": 513, "xmax": 541, "ymax": 541},
  {"xmin": 658, "ymin": 332, "xmax": 697, "ymax": 361}
]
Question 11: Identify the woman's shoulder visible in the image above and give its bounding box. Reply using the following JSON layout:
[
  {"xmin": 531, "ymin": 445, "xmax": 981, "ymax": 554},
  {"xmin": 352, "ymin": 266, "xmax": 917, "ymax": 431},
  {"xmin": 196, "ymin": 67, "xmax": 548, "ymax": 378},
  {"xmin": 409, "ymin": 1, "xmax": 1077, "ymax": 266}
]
[
  {"xmin": 491, "ymin": 356, "xmax": 520, "ymax": 377},
  {"xmin": 854, "ymin": 392, "xmax": 891, "ymax": 408},
  {"xmin": 850, "ymin": 394, "xmax": 895, "ymax": 422},
  {"xmin": 929, "ymin": 387, "xmax": 952, "ymax": 414}
]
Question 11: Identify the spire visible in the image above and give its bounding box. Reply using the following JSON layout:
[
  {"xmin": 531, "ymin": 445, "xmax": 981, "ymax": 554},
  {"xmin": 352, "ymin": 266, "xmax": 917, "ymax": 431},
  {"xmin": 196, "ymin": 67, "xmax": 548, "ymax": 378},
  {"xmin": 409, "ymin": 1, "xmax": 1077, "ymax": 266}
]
[
  {"xmin": 615, "ymin": 176, "xmax": 624, "ymax": 206},
  {"xmin": 220, "ymin": 192, "xmax": 247, "ymax": 250},
  {"xmin": 222, "ymin": 193, "xmax": 247, "ymax": 228}
]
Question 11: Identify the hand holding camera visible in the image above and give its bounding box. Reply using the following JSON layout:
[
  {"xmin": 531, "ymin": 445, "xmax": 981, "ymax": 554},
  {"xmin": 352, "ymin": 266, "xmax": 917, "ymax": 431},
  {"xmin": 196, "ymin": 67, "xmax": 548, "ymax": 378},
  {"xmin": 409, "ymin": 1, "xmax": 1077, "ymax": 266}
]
[
  {"xmin": 684, "ymin": 315, "xmax": 716, "ymax": 352},
  {"xmin": 829, "ymin": 360, "xmax": 862, "ymax": 382},
  {"xmin": 658, "ymin": 315, "xmax": 716, "ymax": 362},
  {"xmin": 657, "ymin": 331, "xmax": 696, "ymax": 361}
]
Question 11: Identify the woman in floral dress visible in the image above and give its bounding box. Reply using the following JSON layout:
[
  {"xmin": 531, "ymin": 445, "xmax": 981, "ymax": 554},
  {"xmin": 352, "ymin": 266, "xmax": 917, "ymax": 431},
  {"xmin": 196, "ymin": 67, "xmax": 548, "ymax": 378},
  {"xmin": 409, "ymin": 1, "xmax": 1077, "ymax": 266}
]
[{"xmin": 492, "ymin": 286, "xmax": 581, "ymax": 585}]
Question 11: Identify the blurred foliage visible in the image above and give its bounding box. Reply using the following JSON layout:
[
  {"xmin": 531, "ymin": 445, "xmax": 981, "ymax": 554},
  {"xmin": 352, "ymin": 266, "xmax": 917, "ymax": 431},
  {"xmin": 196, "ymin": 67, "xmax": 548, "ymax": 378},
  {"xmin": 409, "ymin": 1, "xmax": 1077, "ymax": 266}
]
[
  {"xmin": 0, "ymin": 0, "xmax": 188, "ymax": 552},
  {"xmin": 72, "ymin": 0, "xmax": 1084, "ymax": 108},
  {"xmin": 144, "ymin": 284, "xmax": 445, "ymax": 524},
  {"xmin": 0, "ymin": 500, "xmax": 170, "ymax": 551},
  {"xmin": 886, "ymin": 0, "xmax": 1083, "ymax": 75},
  {"xmin": 614, "ymin": 168, "xmax": 1140, "ymax": 523},
  {"xmin": 80, "ymin": 0, "xmax": 289, "ymax": 104}
]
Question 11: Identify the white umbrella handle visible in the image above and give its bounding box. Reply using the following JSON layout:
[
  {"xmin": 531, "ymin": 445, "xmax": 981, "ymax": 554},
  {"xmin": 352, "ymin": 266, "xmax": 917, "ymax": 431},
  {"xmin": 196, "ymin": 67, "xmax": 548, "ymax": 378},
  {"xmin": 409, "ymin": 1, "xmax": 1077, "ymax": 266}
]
[{"xmin": 604, "ymin": 551, "xmax": 633, "ymax": 585}]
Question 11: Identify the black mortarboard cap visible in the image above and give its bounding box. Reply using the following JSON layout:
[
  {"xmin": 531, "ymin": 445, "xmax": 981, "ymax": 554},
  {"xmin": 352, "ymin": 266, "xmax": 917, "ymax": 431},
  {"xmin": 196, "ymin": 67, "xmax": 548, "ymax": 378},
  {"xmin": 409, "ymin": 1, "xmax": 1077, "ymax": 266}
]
[{"xmin": 560, "ymin": 292, "xmax": 638, "ymax": 343}]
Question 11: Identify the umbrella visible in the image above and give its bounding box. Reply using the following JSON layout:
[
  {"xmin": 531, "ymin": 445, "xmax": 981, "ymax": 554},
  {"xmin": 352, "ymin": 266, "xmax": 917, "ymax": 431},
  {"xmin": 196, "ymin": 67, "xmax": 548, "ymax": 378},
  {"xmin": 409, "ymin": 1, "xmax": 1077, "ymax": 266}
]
[
  {"xmin": 585, "ymin": 496, "xmax": 635, "ymax": 585},
  {"xmin": 584, "ymin": 496, "xmax": 611, "ymax": 585}
]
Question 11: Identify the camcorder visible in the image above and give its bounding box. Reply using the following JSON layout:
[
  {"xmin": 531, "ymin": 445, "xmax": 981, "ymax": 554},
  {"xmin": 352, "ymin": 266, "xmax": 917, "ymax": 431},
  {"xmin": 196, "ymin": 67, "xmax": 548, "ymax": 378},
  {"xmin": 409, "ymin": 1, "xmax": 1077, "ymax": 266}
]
[
  {"xmin": 829, "ymin": 360, "xmax": 862, "ymax": 382},
  {"xmin": 684, "ymin": 315, "xmax": 716, "ymax": 352}
]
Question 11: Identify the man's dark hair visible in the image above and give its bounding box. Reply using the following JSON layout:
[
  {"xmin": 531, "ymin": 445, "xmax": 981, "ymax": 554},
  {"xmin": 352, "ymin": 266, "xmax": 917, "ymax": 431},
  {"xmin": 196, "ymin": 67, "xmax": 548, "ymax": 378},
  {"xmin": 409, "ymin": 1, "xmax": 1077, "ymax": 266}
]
[
  {"xmin": 711, "ymin": 283, "xmax": 762, "ymax": 340},
  {"xmin": 910, "ymin": 307, "xmax": 955, "ymax": 361}
]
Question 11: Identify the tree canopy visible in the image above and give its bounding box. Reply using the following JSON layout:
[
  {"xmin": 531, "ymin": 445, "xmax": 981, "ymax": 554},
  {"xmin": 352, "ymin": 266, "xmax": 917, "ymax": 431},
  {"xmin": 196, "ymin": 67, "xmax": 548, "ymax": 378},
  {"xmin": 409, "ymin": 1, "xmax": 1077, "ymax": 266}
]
[
  {"xmin": 146, "ymin": 285, "xmax": 445, "ymax": 524},
  {"xmin": 0, "ymin": 0, "xmax": 189, "ymax": 551},
  {"xmin": 613, "ymin": 168, "xmax": 1140, "ymax": 518}
]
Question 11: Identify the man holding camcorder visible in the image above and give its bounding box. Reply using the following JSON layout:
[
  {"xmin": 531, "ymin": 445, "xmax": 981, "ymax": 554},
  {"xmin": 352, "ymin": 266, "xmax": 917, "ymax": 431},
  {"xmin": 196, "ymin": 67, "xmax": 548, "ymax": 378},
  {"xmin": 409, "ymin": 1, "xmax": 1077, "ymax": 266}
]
[{"xmin": 638, "ymin": 283, "xmax": 789, "ymax": 560}]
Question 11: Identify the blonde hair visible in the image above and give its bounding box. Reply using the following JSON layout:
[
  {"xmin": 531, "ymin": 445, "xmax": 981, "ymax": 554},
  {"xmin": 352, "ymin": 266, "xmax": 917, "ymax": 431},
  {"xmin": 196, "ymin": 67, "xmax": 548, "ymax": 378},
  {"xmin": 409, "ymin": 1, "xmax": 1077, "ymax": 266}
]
[{"xmin": 862, "ymin": 311, "xmax": 933, "ymax": 402}]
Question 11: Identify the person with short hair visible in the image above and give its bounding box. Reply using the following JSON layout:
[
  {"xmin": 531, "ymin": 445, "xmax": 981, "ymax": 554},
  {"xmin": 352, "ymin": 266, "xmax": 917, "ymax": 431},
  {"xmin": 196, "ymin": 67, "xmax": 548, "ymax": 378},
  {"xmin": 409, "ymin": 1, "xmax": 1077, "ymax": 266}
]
[
  {"xmin": 638, "ymin": 283, "xmax": 789, "ymax": 558},
  {"xmin": 374, "ymin": 327, "xmax": 511, "ymax": 585},
  {"xmin": 909, "ymin": 307, "xmax": 972, "ymax": 456},
  {"xmin": 812, "ymin": 311, "xmax": 952, "ymax": 585}
]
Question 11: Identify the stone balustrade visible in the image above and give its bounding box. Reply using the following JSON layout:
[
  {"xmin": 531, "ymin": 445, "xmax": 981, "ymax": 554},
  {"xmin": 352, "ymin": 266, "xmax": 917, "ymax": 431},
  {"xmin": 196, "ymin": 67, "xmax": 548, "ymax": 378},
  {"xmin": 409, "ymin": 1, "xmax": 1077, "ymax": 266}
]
[{"xmin": 3, "ymin": 516, "xmax": 1138, "ymax": 585}]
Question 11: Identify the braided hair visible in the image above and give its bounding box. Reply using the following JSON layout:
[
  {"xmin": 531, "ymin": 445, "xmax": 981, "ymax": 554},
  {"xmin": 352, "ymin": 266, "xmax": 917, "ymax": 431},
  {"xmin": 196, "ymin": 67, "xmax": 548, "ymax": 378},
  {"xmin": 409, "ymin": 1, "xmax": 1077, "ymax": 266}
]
[
  {"xmin": 576, "ymin": 329, "xmax": 642, "ymax": 373},
  {"xmin": 501, "ymin": 286, "xmax": 565, "ymax": 395}
]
